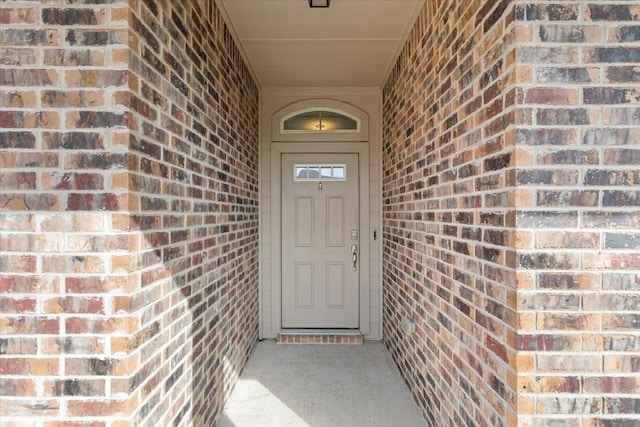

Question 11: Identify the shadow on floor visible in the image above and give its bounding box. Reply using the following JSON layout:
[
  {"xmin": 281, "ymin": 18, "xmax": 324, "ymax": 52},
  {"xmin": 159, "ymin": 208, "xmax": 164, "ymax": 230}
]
[{"xmin": 218, "ymin": 340, "xmax": 426, "ymax": 427}]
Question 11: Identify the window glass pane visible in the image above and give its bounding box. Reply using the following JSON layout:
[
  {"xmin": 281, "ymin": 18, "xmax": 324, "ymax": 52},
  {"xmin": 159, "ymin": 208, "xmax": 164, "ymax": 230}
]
[
  {"xmin": 284, "ymin": 115, "xmax": 317, "ymax": 131},
  {"xmin": 283, "ymin": 110, "xmax": 358, "ymax": 132},
  {"xmin": 294, "ymin": 164, "xmax": 347, "ymax": 181},
  {"xmin": 320, "ymin": 111, "xmax": 358, "ymax": 131},
  {"xmin": 308, "ymin": 167, "xmax": 321, "ymax": 179},
  {"xmin": 296, "ymin": 167, "xmax": 308, "ymax": 179}
]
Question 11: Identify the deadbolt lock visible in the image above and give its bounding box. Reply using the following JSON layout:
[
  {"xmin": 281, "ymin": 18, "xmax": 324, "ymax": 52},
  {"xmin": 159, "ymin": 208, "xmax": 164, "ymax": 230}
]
[{"xmin": 351, "ymin": 229, "xmax": 359, "ymax": 240}]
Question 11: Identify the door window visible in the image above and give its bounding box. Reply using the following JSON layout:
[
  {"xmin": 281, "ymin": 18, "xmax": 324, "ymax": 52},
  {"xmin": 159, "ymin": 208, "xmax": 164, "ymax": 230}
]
[{"xmin": 294, "ymin": 164, "xmax": 346, "ymax": 181}]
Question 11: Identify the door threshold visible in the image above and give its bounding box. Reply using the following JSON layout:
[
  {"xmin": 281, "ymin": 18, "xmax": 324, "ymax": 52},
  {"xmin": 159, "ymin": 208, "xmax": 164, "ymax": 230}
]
[
  {"xmin": 276, "ymin": 329, "xmax": 364, "ymax": 345},
  {"xmin": 279, "ymin": 329, "xmax": 361, "ymax": 336}
]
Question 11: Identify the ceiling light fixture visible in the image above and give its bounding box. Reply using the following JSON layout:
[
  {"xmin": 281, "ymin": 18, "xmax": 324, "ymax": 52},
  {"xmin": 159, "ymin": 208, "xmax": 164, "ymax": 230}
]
[{"xmin": 308, "ymin": 0, "xmax": 330, "ymax": 8}]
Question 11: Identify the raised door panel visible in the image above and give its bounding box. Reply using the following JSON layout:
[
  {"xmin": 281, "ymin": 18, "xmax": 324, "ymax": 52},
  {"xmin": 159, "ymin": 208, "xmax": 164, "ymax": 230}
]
[
  {"xmin": 295, "ymin": 197, "xmax": 314, "ymax": 247},
  {"xmin": 326, "ymin": 197, "xmax": 344, "ymax": 247},
  {"xmin": 295, "ymin": 263, "xmax": 313, "ymax": 307},
  {"xmin": 327, "ymin": 263, "xmax": 345, "ymax": 308}
]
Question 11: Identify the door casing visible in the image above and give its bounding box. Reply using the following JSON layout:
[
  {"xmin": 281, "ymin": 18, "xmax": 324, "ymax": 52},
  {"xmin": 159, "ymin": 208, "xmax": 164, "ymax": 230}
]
[{"xmin": 270, "ymin": 142, "xmax": 370, "ymax": 336}]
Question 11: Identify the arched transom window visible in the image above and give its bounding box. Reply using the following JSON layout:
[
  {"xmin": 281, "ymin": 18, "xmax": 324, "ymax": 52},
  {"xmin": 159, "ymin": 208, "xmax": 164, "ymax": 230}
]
[
  {"xmin": 272, "ymin": 99, "xmax": 369, "ymax": 142},
  {"xmin": 282, "ymin": 109, "xmax": 360, "ymax": 133}
]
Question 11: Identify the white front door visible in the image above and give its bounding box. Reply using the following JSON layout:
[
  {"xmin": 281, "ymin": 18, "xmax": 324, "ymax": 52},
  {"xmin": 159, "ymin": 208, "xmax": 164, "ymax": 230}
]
[{"xmin": 281, "ymin": 153, "xmax": 360, "ymax": 328}]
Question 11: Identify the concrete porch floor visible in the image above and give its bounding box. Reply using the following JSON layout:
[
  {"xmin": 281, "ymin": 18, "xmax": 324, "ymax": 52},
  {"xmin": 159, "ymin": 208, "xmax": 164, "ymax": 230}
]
[{"xmin": 218, "ymin": 340, "xmax": 427, "ymax": 427}]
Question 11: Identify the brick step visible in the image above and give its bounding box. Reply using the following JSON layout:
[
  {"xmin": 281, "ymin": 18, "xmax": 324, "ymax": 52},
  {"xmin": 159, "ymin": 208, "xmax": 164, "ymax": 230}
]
[{"xmin": 276, "ymin": 330, "xmax": 364, "ymax": 345}]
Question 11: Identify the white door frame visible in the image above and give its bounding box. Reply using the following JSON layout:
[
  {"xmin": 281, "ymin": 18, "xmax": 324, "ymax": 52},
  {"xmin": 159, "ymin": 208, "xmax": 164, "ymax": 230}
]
[{"xmin": 271, "ymin": 142, "xmax": 370, "ymax": 336}]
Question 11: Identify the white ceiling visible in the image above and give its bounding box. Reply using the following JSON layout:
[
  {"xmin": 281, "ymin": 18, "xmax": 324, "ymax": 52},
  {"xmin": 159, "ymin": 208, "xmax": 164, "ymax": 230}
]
[{"xmin": 218, "ymin": 0, "xmax": 425, "ymax": 88}]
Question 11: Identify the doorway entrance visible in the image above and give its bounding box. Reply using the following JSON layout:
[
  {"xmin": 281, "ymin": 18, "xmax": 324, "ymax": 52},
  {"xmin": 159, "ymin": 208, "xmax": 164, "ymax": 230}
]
[
  {"xmin": 281, "ymin": 153, "xmax": 360, "ymax": 328},
  {"xmin": 265, "ymin": 96, "xmax": 376, "ymax": 339}
]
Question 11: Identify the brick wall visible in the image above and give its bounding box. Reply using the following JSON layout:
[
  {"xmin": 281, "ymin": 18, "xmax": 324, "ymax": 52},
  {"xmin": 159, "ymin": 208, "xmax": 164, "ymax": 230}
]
[
  {"xmin": 383, "ymin": 1, "xmax": 639, "ymax": 426},
  {"xmin": 0, "ymin": 0, "xmax": 259, "ymax": 425},
  {"xmin": 383, "ymin": 1, "xmax": 520, "ymax": 425},
  {"xmin": 515, "ymin": 3, "xmax": 639, "ymax": 425}
]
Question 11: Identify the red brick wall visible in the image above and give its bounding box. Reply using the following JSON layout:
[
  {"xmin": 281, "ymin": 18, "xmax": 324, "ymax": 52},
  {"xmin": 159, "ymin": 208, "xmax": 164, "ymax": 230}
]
[
  {"xmin": 383, "ymin": 1, "xmax": 640, "ymax": 426},
  {"xmin": 515, "ymin": 3, "xmax": 639, "ymax": 426},
  {"xmin": 383, "ymin": 1, "xmax": 519, "ymax": 425},
  {"xmin": 0, "ymin": 0, "xmax": 259, "ymax": 425}
]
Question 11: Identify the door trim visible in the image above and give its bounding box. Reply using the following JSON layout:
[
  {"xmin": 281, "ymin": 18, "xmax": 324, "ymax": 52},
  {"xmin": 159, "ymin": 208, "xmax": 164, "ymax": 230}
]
[{"xmin": 270, "ymin": 142, "xmax": 370, "ymax": 336}]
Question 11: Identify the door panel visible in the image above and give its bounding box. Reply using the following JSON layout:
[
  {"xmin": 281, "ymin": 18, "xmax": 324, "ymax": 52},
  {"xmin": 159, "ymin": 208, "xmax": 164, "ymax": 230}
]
[
  {"xmin": 282, "ymin": 153, "xmax": 359, "ymax": 328},
  {"xmin": 295, "ymin": 263, "xmax": 313, "ymax": 307},
  {"xmin": 295, "ymin": 197, "xmax": 314, "ymax": 247},
  {"xmin": 327, "ymin": 263, "xmax": 345, "ymax": 307},
  {"xmin": 326, "ymin": 197, "xmax": 344, "ymax": 247}
]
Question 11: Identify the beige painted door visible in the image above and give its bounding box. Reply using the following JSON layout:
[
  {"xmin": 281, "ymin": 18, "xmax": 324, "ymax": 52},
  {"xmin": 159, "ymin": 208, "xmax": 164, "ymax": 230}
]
[{"xmin": 282, "ymin": 153, "xmax": 360, "ymax": 328}]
